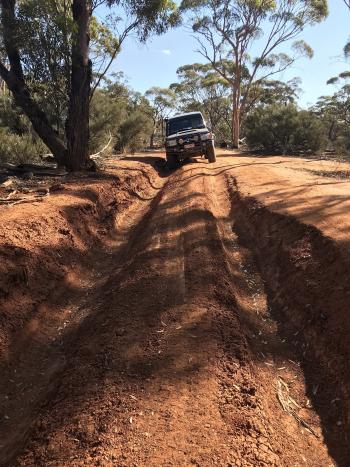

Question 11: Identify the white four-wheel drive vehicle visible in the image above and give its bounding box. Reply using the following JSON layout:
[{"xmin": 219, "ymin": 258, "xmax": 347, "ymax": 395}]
[{"xmin": 165, "ymin": 112, "xmax": 216, "ymax": 168}]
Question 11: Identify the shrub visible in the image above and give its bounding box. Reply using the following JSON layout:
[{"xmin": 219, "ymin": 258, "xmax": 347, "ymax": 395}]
[
  {"xmin": 89, "ymin": 90, "xmax": 126, "ymax": 156},
  {"xmin": 244, "ymin": 104, "xmax": 327, "ymax": 153},
  {"xmin": 0, "ymin": 130, "xmax": 46, "ymax": 165},
  {"xmin": 116, "ymin": 112, "xmax": 153, "ymax": 153}
]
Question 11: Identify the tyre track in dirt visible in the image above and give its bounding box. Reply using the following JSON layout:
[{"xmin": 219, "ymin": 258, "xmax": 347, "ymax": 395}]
[{"xmin": 9, "ymin": 158, "xmax": 338, "ymax": 466}]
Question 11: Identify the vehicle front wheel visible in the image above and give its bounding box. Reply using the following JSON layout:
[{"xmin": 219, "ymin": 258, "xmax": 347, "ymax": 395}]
[
  {"xmin": 166, "ymin": 153, "xmax": 179, "ymax": 169},
  {"xmin": 206, "ymin": 142, "xmax": 216, "ymax": 163}
]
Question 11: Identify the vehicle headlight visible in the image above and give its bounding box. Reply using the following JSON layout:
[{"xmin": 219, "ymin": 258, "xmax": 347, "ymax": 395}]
[
  {"xmin": 201, "ymin": 132, "xmax": 212, "ymax": 141},
  {"xmin": 167, "ymin": 139, "xmax": 177, "ymax": 147},
  {"xmin": 178, "ymin": 138, "xmax": 184, "ymax": 145}
]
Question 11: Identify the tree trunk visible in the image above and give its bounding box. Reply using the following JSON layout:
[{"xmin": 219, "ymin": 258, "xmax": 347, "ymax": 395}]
[
  {"xmin": 328, "ymin": 120, "xmax": 337, "ymax": 142},
  {"xmin": 150, "ymin": 118, "xmax": 156, "ymax": 148},
  {"xmin": 0, "ymin": 0, "xmax": 67, "ymax": 166},
  {"xmin": 161, "ymin": 117, "xmax": 164, "ymax": 139},
  {"xmin": 232, "ymin": 56, "xmax": 241, "ymax": 149},
  {"xmin": 232, "ymin": 105, "xmax": 240, "ymax": 149},
  {"xmin": 150, "ymin": 131, "xmax": 155, "ymax": 149},
  {"xmin": 65, "ymin": 0, "xmax": 93, "ymax": 172}
]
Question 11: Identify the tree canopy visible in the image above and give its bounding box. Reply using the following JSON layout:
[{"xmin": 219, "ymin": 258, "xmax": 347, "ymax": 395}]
[
  {"xmin": 0, "ymin": 0, "xmax": 180, "ymax": 170},
  {"xmin": 180, "ymin": 0, "xmax": 328, "ymax": 146}
]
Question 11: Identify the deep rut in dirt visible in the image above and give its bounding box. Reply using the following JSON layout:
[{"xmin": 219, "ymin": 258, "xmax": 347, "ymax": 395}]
[
  {"xmin": 0, "ymin": 165, "xmax": 167, "ymax": 465},
  {"xmin": 228, "ymin": 177, "xmax": 350, "ymax": 466},
  {"xmin": 0, "ymin": 158, "xmax": 348, "ymax": 466}
]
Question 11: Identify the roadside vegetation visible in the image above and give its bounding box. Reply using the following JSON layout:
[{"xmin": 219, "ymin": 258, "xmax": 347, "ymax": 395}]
[
  {"xmin": 0, "ymin": 0, "xmax": 349, "ymax": 168},
  {"xmin": 1, "ymin": 3, "xmax": 350, "ymax": 464}
]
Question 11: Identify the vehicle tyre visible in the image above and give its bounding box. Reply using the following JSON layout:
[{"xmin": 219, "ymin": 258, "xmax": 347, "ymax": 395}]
[
  {"xmin": 166, "ymin": 153, "xmax": 179, "ymax": 169},
  {"xmin": 206, "ymin": 142, "xmax": 216, "ymax": 163}
]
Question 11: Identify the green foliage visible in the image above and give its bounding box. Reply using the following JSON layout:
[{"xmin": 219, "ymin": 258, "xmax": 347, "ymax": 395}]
[
  {"xmin": 145, "ymin": 86, "xmax": 176, "ymax": 146},
  {"xmin": 89, "ymin": 75, "xmax": 155, "ymax": 154},
  {"xmin": 313, "ymin": 70, "xmax": 350, "ymax": 155},
  {"xmin": 257, "ymin": 78, "xmax": 301, "ymax": 106},
  {"xmin": 244, "ymin": 104, "xmax": 327, "ymax": 153},
  {"xmin": 0, "ymin": 94, "xmax": 30, "ymax": 135},
  {"xmin": 15, "ymin": 0, "xmax": 72, "ymax": 132},
  {"xmin": 0, "ymin": 0, "xmax": 180, "ymax": 165},
  {"xmin": 106, "ymin": 0, "xmax": 180, "ymax": 41},
  {"xmin": 117, "ymin": 112, "xmax": 153, "ymax": 153},
  {"xmin": 170, "ymin": 62, "xmax": 232, "ymax": 141},
  {"xmin": 89, "ymin": 89, "xmax": 126, "ymax": 154},
  {"xmin": 0, "ymin": 91, "xmax": 48, "ymax": 164},
  {"xmin": 0, "ymin": 70, "xmax": 155, "ymax": 162},
  {"xmin": 181, "ymin": 0, "xmax": 328, "ymax": 145},
  {"xmin": 145, "ymin": 87, "xmax": 176, "ymax": 115},
  {"xmin": 0, "ymin": 90, "xmax": 45, "ymax": 164},
  {"xmin": 344, "ymin": 41, "xmax": 350, "ymax": 58},
  {"xmin": 13, "ymin": 0, "xmax": 123, "ymax": 135},
  {"xmin": 89, "ymin": 73, "xmax": 155, "ymax": 154},
  {"xmin": 170, "ymin": 61, "xmax": 301, "ymax": 143},
  {"xmin": 0, "ymin": 129, "xmax": 46, "ymax": 164},
  {"xmin": 90, "ymin": 16, "xmax": 120, "ymax": 57},
  {"xmin": 292, "ymin": 40, "xmax": 314, "ymax": 59}
]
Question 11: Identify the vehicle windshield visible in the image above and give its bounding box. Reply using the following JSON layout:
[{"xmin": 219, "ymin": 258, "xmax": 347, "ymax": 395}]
[{"xmin": 167, "ymin": 114, "xmax": 205, "ymax": 136}]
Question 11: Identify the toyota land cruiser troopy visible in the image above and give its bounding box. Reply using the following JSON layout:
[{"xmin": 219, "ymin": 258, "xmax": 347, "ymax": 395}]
[{"xmin": 165, "ymin": 112, "xmax": 216, "ymax": 169}]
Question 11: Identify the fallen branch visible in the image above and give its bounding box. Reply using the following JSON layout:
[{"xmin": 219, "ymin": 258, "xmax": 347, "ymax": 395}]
[
  {"xmin": 6, "ymin": 166, "xmax": 67, "ymax": 177},
  {"xmin": 10, "ymin": 197, "xmax": 45, "ymax": 206},
  {"xmin": 1, "ymin": 179, "xmax": 13, "ymax": 187},
  {"xmin": 38, "ymin": 133, "xmax": 114, "ymax": 163},
  {"xmin": 0, "ymin": 194, "xmax": 47, "ymax": 206},
  {"xmin": 90, "ymin": 133, "xmax": 113, "ymax": 159}
]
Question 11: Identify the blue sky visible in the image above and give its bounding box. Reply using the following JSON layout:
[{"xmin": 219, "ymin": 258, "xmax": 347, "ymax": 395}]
[{"xmin": 103, "ymin": 2, "xmax": 349, "ymax": 108}]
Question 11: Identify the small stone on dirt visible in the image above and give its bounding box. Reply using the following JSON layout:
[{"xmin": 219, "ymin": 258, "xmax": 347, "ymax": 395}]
[
  {"xmin": 36, "ymin": 188, "xmax": 49, "ymax": 195},
  {"xmin": 58, "ymin": 228, "xmax": 70, "ymax": 236},
  {"xmin": 50, "ymin": 183, "xmax": 65, "ymax": 192},
  {"xmin": 22, "ymin": 172, "xmax": 34, "ymax": 180}
]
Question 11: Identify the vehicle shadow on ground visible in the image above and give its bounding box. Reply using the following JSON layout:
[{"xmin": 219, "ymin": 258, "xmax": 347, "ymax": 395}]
[{"xmin": 120, "ymin": 155, "xmax": 170, "ymax": 177}]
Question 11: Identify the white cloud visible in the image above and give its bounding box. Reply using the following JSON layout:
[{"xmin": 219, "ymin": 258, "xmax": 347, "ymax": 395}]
[{"xmin": 161, "ymin": 49, "xmax": 171, "ymax": 55}]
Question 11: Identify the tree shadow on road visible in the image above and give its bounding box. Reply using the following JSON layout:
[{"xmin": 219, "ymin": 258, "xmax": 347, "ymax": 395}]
[{"xmin": 0, "ymin": 160, "xmax": 350, "ymax": 466}]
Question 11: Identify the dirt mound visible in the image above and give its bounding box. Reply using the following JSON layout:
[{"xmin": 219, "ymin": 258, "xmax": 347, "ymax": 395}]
[
  {"xmin": 0, "ymin": 159, "xmax": 164, "ymax": 464},
  {"xmin": 228, "ymin": 175, "xmax": 350, "ymax": 464},
  {"xmin": 0, "ymin": 165, "xmax": 161, "ymax": 352}
]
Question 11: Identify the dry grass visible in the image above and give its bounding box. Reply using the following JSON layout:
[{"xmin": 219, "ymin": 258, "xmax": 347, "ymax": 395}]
[{"xmin": 277, "ymin": 376, "xmax": 319, "ymax": 438}]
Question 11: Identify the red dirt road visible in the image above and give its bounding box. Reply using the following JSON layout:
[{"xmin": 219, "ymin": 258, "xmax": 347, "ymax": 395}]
[{"xmin": 0, "ymin": 152, "xmax": 350, "ymax": 466}]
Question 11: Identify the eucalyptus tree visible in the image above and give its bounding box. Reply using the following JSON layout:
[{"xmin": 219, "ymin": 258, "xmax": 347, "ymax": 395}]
[
  {"xmin": 170, "ymin": 62, "xmax": 232, "ymax": 140},
  {"xmin": 342, "ymin": 0, "xmax": 350, "ymax": 57},
  {"xmin": 14, "ymin": 1, "xmax": 121, "ymax": 137},
  {"xmin": 145, "ymin": 86, "xmax": 176, "ymax": 147},
  {"xmin": 181, "ymin": 0, "xmax": 328, "ymax": 147},
  {"xmin": 313, "ymin": 71, "xmax": 350, "ymax": 148},
  {"xmin": 0, "ymin": 0, "xmax": 179, "ymax": 170},
  {"xmin": 311, "ymin": 0, "xmax": 350, "ymax": 155},
  {"xmin": 170, "ymin": 61, "xmax": 301, "ymax": 142},
  {"xmin": 256, "ymin": 77, "xmax": 301, "ymax": 106}
]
